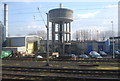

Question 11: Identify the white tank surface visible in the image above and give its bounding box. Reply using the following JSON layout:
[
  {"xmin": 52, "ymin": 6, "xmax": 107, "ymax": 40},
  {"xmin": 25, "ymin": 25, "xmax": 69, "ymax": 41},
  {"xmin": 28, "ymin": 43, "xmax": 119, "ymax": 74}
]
[{"xmin": 49, "ymin": 8, "xmax": 73, "ymax": 22}]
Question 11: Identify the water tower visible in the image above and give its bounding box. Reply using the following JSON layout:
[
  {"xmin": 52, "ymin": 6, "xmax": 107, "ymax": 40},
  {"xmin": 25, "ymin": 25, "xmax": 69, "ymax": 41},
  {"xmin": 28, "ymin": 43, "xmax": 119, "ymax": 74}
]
[{"xmin": 49, "ymin": 4, "xmax": 73, "ymax": 55}]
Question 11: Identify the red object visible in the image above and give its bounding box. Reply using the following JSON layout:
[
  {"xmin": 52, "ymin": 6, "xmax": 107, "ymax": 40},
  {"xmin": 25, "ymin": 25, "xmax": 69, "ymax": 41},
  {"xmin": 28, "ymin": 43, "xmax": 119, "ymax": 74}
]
[{"xmin": 79, "ymin": 64, "xmax": 99, "ymax": 66}]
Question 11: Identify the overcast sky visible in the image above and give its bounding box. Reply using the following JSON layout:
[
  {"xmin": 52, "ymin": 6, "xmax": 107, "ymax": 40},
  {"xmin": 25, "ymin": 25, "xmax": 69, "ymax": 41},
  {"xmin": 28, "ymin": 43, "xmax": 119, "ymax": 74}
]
[{"xmin": 0, "ymin": 0, "xmax": 118, "ymax": 39}]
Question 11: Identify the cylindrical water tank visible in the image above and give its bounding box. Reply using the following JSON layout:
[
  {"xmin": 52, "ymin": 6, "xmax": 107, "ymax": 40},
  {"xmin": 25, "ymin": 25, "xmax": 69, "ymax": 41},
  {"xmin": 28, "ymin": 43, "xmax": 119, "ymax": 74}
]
[{"xmin": 49, "ymin": 8, "xmax": 73, "ymax": 22}]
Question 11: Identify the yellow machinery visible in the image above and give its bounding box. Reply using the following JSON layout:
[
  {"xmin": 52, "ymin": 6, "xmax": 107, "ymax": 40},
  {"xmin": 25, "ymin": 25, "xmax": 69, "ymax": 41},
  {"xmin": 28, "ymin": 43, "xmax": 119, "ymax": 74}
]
[{"xmin": 27, "ymin": 41, "xmax": 38, "ymax": 54}]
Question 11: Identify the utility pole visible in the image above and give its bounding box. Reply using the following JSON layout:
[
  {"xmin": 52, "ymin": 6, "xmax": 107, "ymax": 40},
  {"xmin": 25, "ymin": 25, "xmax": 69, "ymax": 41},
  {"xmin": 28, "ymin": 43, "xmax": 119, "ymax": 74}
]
[
  {"xmin": 37, "ymin": 8, "xmax": 50, "ymax": 66},
  {"xmin": 46, "ymin": 13, "xmax": 50, "ymax": 66},
  {"xmin": 111, "ymin": 21, "xmax": 115, "ymax": 59},
  {"xmin": 38, "ymin": 8, "xmax": 50, "ymax": 66}
]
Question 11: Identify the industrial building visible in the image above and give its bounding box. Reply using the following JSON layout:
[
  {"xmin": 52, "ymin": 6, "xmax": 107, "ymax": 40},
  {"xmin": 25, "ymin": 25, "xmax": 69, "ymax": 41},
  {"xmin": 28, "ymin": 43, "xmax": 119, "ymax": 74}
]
[
  {"xmin": 110, "ymin": 37, "xmax": 120, "ymax": 50},
  {"xmin": 40, "ymin": 39, "xmax": 109, "ymax": 56},
  {"xmin": 2, "ymin": 35, "xmax": 42, "ymax": 54},
  {"xmin": 0, "ymin": 4, "xmax": 44, "ymax": 56},
  {"xmin": 69, "ymin": 40, "xmax": 109, "ymax": 55}
]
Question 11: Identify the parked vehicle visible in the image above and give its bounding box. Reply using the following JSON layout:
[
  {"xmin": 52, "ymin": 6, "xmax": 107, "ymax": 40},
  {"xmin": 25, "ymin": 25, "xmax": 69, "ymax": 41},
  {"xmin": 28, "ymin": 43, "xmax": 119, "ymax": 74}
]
[
  {"xmin": 69, "ymin": 54, "xmax": 77, "ymax": 60},
  {"xmin": 115, "ymin": 54, "xmax": 120, "ymax": 58},
  {"xmin": 89, "ymin": 51, "xmax": 100, "ymax": 56},
  {"xmin": 89, "ymin": 51, "xmax": 102, "ymax": 58},
  {"xmin": 36, "ymin": 55, "xmax": 43, "ymax": 58},
  {"xmin": 99, "ymin": 51, "xmax": 107, "ymax": 56},
  {"xmin": 79, "ymin": 54, "xmax": 89, "ymax": 58},
  {"xmin": 115, "ymin": 51, "xmax": 120, "ymax": 55},
  {"xmin": 114, "ymin": 50, "xmax": 120, "ymax": 58},
  {"xmin": 93, "ymin": 55, "xmax": 103, "ymax": 58},
  {"xmin": 69, "ymin": 54, "xmax": 76, "ymax": 57}
]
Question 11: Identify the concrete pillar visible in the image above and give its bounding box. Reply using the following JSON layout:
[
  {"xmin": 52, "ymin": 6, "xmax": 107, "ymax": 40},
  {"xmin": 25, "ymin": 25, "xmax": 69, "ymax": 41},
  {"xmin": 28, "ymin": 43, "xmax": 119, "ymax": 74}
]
[
  {"xmin": 63, "ymin": 22, "xmax": 65, "ymax": 55},
  {"xmin": 60, "ymin": 22, "xmax": 63, "ymax": 43},
  {"xmin": 58, "ymin": 23, "xmax": 60, "ymax": 43},
  {"xmin": 66, "ymin": 23, "xmax": 68, "ymax": 42},
  {"xmin": 69, "ymin": 22, "xmax": 71, "ymax": 42},
  {"xmin": 63, "ymin": 22, "xmax": 64, "ymax": 42},
  {"xmin": 52, "ymin": 22, "xmax": 55, "ymax": 52},
  {"xmin": 69, "ymin": 22, "xmax": 71, "ymax": 54}
]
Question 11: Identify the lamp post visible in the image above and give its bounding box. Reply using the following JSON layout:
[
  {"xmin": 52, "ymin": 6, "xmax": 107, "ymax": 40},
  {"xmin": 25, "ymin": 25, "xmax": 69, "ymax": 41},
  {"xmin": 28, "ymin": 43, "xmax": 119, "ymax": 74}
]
[{"xmin": 111, "ymin": 21, "xmax": 115, "ymax": 59}]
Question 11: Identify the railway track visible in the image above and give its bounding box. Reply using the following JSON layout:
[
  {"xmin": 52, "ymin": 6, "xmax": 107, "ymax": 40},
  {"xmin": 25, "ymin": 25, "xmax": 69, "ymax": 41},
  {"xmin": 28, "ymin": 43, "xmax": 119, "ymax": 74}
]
[
  {"xmin": 2, "ymin": 58, "xmax": 120, "ymax": 63},
  {"xmin": 2, "ymin": 66, "xmax": 120, "ymax": 80}
]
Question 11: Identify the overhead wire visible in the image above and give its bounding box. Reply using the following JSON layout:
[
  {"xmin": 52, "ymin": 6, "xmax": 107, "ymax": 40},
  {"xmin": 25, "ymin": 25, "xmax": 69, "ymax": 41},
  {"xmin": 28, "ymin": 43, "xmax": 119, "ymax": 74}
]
[
  {"xmin": 1, "ymin": 5, "xmax": 117, "ymax": 15},
  {"xmin": 37, "ymin": 7, "xmax": 47, "ymax": 27},
  {"xmin": 2, "ymin": 4, "xmax": 116, "ymax": 25},
  {"xmin": 6, "ymin": 2, "xmax": 117, "ymax": 11}
]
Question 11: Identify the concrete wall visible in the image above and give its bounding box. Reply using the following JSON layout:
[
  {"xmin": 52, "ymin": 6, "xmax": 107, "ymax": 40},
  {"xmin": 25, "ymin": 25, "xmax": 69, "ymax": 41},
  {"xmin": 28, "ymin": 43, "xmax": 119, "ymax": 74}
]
[
  {"xmin": 2, "ymin": 47, "xmax": 26, "ymax": 52},
  {"xmin": 2, "ymin": 47, "xmax": 17, "ymax": 51}
]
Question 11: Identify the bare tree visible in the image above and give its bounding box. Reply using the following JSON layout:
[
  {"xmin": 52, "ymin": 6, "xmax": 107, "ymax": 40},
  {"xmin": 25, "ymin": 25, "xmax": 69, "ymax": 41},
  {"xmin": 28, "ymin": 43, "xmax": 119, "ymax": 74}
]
[
  {"xmin": 99, "ymin": 30, "xmax": 113, "ymax": 41},
  {"xmin": 27, "ymin": 30, "xmax": 47, "ymax": 40},
  {"xmin": 73, "ymin": 30, "xmax": 90, "ymax": 41},
  {"xmin": 27, "ymin": 31, "xmax": 36, "ymax": 35},
  {"xmin": 76, "ymin": 31, "xmax": 80, "ymax": 41},
  {"xmin": 72, "ymin": 30, "xmax": 80, "ymax": 41},
  {"xmin": 73, "ymin": 29, "xmax": 100, "ymax": 41},
  {"xmin": 36, "ymin": 30, "xmax": 46, "ymax": 40},
  {"xmin": 80, "ymin": 30, "xmax": 89, "ymax": 41},
  {"xmin": 73, "ymin": 29, "xmax": 117, "ymax": 42}
]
